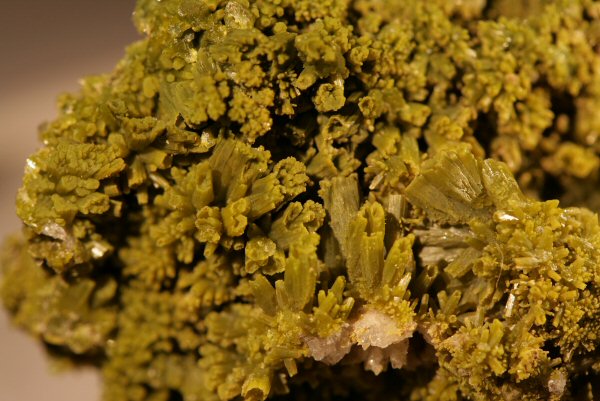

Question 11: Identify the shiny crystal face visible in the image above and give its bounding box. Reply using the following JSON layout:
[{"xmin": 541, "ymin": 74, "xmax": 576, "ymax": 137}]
[{"xmin": 3, "ymin": 0, "xmax": 600, "ymax": 400}]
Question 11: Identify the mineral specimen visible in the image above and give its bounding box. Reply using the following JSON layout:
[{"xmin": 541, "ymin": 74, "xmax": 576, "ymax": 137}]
[{"xmin": 3, "ymin": 0, "xmax": 600, "ymax": 400}]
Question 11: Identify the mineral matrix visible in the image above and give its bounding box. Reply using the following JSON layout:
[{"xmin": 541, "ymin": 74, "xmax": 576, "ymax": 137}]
[{"xmin": 3, "ymin": 0, "xmax": 600, "ymax": 400}]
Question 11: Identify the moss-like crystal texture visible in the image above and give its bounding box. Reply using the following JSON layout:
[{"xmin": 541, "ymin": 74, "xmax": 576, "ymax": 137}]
[{"xmin": 4, "ymin": 0, "xmax": 600, "ymax": 400}]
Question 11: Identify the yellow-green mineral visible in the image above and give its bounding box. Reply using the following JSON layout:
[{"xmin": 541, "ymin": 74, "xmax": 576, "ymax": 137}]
[{"xmin": 5, "ymin": 0, "xmax": 600, "ymax": 400}]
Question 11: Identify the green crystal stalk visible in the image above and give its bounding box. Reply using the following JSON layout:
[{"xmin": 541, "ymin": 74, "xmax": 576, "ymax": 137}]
[{"xmin": 4, "ymin": 0, "xmax": 600, "ymax": 400}]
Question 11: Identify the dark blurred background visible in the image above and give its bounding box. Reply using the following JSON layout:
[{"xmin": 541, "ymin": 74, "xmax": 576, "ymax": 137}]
[{"xmin": 0, "ymin": 1, "xmax": 138, "ymax": 399}]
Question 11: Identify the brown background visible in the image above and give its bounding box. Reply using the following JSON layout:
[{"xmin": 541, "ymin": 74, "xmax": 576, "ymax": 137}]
[{"xmin": 0, "ymin": 1, "xmax": 139, "ymax": 399}]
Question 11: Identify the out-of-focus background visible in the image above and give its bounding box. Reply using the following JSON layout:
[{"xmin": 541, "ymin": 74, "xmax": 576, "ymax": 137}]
[{"xmin": 0, "ymin": 1, "xmax": 138, "ymax": 399}]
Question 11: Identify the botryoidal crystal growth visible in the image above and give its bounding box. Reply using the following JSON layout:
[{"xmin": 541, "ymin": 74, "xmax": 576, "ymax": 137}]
[{"xmin": 4, "ymin": 0, "xmax": 600, "ymax": 400}]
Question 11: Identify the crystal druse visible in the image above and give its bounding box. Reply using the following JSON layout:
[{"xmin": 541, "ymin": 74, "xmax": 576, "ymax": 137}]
[{"xmin": 4, "ymin": 0, "xmax": 600, "ymax": 400}]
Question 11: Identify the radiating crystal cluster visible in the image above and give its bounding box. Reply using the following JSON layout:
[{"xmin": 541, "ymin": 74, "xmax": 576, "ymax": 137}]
[{"xmin": 3, "ymin": 0, "xmax": 600, "ymax": 400}]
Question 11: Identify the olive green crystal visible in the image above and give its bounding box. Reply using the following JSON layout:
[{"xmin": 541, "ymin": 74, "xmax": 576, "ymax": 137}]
[{"xmin": 4, "ymin": 0, "xmax": 600, "ymax": 400}]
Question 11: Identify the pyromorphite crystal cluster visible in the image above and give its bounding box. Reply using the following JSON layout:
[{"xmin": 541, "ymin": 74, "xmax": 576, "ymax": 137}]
[{"xmin": 5, "ymin": 0, "xmax": 600, "ymax": 400}]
